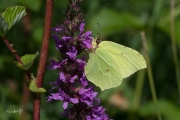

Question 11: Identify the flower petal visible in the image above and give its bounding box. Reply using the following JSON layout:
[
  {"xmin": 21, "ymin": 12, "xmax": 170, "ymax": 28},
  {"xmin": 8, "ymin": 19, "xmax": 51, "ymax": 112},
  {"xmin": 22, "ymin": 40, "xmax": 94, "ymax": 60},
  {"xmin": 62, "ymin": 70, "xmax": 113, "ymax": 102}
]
[
  {"xmin": 66, "ymin": 47, "xmax": 77, "ymax": 60},
  {"xmin": 79, "ymin": 21, "xmax": 85, "ymax": 34},
  {"xmin": 70, "ymin": 98, "xmax": 79, "ymax": 104},
  {"xmin": 63, "ymin": 101, "xmax": 68, "ymax": 109}
]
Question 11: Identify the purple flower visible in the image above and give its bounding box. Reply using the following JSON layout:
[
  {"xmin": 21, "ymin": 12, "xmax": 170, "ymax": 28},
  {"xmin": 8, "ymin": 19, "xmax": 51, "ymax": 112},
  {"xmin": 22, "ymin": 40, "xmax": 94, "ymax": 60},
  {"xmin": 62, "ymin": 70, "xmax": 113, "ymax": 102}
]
[
  {"xmin": 47, "ymin": 0, "xmax": 112, "ymax": 119},
  {"xmin": 79, "ymin": 21, "xmax": 93, "ymax": 49},
  {"xmin": 79, "ymin": 87, "xmax": 98, "ymax": 106},
  {"xmin": 62, "ymin": 36, "xmax": 73, "ymax": 41},
  {"xmin": 47, "ymin": 60, "xmax": 60, "ymax": 70},
  {"xmin": 86, "ymin": 106, "xmax": 110, "ymax": 120},
  {"xmin": 76, "ymin": 59, "xmax": 86, "ymax": 70},
  {"xmin": 79, "ymin": 21, "xmax": 85, "ymax": 34},
  {"xmin": 47, "ymin": 90, "xmax": 78, "ymax": 109},
  {"xmin": 47, "ymin": 59, "xmax": 68, "ymax": 70},
  {"xmin": 80, "ymin": 75, "xmax": 88, "ymax": 87},
  {"xmin": 51, "ymin": 27, "xmax": 61, "ymax": 34},
  {"xmin": 60, "ymin": 72, "xmax": 66, "ymax": 82},
  {"xmin": 66, "ymin": 47, "xmax": 77, "ymax": 60},
  {"xmin": 59, "ymin": 72, "xmax": 77, "ymax": 83},
  {"xmin": 70, "ymin": 75, "xmax": 78, "ymax": 83}
]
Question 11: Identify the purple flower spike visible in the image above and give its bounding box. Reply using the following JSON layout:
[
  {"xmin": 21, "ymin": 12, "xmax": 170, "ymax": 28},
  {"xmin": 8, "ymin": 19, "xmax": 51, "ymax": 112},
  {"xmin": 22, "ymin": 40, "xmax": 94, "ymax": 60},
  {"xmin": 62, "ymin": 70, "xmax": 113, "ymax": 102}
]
[{"xmin": 47, "ymin": 0, "xmax": 112, "ymax": 119}]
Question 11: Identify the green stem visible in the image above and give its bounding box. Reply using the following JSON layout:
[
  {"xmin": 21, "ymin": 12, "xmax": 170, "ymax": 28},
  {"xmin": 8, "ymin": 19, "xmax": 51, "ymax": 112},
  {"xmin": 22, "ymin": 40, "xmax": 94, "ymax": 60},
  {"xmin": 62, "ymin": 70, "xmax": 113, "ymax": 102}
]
[
  {"xmin": 133, "ymin": 69, "xmax": 146, "ymax": 109},
  {"xmin": 158, "ymin": 3, "xmax": 180, "ymax": 27},
  {"xmin": 170, "ymin": 0, "xmax": 180, "ymax": 100},
  {"xmin": 140, "ymin": 31, "xmax": 162, "ymax": 120}
]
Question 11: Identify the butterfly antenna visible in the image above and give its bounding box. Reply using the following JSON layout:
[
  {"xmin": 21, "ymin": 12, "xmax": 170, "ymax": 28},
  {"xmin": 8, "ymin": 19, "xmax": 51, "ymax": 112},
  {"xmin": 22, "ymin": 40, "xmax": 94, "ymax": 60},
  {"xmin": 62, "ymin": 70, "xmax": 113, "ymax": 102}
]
[
  {"xmin": 97, "ymin": 23, "xmax": 100, "ymax": 28},
  {"xmin": 96, "ymin": 23, "xmax": 101, "ymax": 44}
]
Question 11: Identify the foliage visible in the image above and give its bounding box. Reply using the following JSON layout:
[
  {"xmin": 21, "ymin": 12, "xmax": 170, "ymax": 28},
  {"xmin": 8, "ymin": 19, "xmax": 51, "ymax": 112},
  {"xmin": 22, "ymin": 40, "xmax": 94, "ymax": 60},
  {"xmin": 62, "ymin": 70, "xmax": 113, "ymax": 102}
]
[{"xmin": 0, "ymin": 0, "xmax": 180, "ymax": 120}]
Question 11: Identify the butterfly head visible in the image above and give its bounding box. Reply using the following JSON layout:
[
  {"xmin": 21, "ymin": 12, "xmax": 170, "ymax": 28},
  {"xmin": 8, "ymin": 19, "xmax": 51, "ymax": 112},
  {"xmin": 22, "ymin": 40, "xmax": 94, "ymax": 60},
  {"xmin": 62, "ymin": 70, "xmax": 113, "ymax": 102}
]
[
  {"xmin": 91, "ymin": 33, "xmax": 101, "ymax": 49},
  {"xmin": 88, "ymin": 33, "xmax": 101, "ymax": 53},
  {"xmin": 92, "ymin": 37, "xmax": 101, "ymax": 49},
  {"xmin": 92, "ymin": 38, "xmax": 98, "ymax": 49}
]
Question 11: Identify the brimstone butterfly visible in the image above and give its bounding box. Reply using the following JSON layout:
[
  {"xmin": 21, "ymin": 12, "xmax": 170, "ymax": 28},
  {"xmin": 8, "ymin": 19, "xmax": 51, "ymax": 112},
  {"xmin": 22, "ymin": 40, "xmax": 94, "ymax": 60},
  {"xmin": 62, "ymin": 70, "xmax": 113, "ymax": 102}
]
[{"xmin": 85, "ymin": 38, "xmax": 147, "ymax": 91}]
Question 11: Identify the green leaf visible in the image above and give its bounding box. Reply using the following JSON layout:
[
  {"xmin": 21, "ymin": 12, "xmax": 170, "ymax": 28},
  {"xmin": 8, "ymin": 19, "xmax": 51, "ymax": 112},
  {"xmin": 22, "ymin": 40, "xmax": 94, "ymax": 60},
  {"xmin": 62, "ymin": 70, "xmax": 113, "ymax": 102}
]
[
  {"xmin": 0, "ymin": 6, "xmax": 26, "ymax": 37},
  {"xmin": 17, "ymin": 0, "xmax": 42, "ymax": 12},
  {"xmin": 0, "ymin": 15, "xmax": 8, "ymax": 37},
  {"xmin": 26, "ymin": 80, "xmax": 46, "ymax": 93},
  {"xmin": 29, "ymin": 80, "xmax": 46, "ymax": 93},
  {"xmin": 14, "ymin": 52, "xmax": 39, "ymax": 70},
  {"xmin": 139, "ymin": 99, "xmax": 180, "ymax": 120},
  {"xmin": 25, "ymin": 74, "xmax": 46, "ymax": 93},
  {"xmin": 86, "ymin": 8, "xmax": 144, "ymax": 37}
]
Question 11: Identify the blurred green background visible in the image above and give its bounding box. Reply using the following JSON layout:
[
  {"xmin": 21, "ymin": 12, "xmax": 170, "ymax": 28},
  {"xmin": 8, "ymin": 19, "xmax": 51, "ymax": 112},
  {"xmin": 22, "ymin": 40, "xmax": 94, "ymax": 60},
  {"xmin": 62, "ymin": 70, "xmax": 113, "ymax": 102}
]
[{"xmin": 1, "ymin": 0, "xmax": 180, "ymax": 120}]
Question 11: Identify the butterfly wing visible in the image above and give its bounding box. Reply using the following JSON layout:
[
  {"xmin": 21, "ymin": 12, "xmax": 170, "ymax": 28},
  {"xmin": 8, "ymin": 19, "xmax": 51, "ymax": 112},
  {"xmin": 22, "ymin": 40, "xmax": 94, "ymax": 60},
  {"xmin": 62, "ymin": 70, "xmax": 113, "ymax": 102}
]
[
  {"xmin": 85, "ymin": 51, "xmax": 123, "ymax": 91},
  {"xmin": 85, "ymin": 41, "xmax": 146, "ymax": 91},
  {"xmin": 98, "ymin": 41, "xmax": 146, "ymax": 78}
]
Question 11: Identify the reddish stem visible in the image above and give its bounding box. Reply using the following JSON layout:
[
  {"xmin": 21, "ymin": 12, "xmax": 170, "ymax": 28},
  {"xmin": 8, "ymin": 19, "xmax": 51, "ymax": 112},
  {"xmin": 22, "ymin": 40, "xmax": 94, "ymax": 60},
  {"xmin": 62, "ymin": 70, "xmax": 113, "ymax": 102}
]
[
  {"xmin": 2, "ymin": 37, "xmax": 31, "ymax": 78},
  {"xmin": 33, "ymin": 0, "xmax": 53, "ymax": 120}
]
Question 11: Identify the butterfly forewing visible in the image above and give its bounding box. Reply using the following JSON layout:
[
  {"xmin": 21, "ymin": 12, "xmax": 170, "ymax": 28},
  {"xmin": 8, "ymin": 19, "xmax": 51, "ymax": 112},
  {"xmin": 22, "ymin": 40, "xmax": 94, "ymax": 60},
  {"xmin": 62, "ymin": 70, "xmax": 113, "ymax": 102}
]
[{"xmin": 99, "ymin": 41, "xmax": 146, "ymax": 78}]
